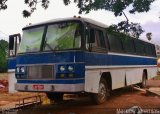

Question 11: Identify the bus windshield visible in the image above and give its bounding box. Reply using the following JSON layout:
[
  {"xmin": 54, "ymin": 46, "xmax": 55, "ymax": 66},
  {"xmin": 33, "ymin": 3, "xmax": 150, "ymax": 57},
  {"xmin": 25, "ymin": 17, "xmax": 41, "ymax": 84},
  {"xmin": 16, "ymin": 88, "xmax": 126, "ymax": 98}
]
[
  {"xmin": 18, "ymin": 22, "xmax": 81, "ymax": 53},
  {"xmin": 44, "ymin": 22, "xmax": 81, "ymax": 51},
  {"xmin": 18, "ymin": 26, "xmax": 45, "ymax": 53}
]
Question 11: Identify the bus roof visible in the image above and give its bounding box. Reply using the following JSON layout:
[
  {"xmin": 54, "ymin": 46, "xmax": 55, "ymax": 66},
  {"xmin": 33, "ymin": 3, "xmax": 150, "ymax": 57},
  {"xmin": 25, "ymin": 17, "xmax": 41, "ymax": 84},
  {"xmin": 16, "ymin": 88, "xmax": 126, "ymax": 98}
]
[
  {"xmin": 22, "ymin": 17, "xmax": 155, "ymax": 45},
  {"xmin": 23, "ymin": 17, "xmax": 108, "ymax": 29}
]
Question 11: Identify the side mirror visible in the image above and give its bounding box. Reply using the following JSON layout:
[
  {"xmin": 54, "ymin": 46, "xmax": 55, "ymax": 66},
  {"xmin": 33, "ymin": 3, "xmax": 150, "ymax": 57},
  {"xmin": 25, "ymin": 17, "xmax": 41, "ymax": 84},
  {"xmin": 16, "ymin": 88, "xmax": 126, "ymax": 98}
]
[
  {"xmin": 87, "ymin": 29, "xmax": 95, "ymax": 43},
  {"xmin": 9, "ymin": 35, "xmax": 14, "ymax": 50}
]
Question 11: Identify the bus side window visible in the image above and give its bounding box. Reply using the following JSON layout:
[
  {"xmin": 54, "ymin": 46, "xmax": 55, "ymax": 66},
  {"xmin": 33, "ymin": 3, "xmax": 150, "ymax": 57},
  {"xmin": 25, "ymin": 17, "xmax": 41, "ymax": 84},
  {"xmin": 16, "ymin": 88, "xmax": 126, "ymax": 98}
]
[
  {"xmin": 122, "ymin": 38, "xmax": 135, "ymax": 54},
  {"xmin": 107, "ymin": 34, "xmax": 123, "ymax": 52},
  {"xmin": 145, "ymin": 43, "xmax": 153, "ymax": 56},
  {"xmin": 151, "ymin": 44, "xmax": 157, "ymax": 57},
  {"xmin": 134, "ymin": 39, "xmax": 145, "ymax": 55},
  {"xmin": 96, "ymin": 30, "xmax": 106, "ymax": 48},
  {"xmin": 86, "ymin": 26, "xmax": 106, "ymax": 52},
  {"xmin": 88, "ymin": 28, "xmax": 95, "ymax": 43},
  {"xmin": 90, "ymin": 29, "xmax": 106, "ymax": 48}
]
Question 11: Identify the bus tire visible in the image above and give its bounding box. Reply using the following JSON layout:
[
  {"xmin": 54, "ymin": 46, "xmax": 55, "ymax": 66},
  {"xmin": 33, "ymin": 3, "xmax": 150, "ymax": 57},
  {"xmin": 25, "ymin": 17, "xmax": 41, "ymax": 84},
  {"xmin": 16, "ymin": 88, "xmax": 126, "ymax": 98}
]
[
  {"xmin": 142, "ymin": 72, "xmax": 147, "ymax": 88},
  {"xmin": 46, "ymin": 93, "xmax": 63, "ymax": 102},
  {"xmin": 91, "ymin": 78, "xmax": 109, "ymax": 105}
]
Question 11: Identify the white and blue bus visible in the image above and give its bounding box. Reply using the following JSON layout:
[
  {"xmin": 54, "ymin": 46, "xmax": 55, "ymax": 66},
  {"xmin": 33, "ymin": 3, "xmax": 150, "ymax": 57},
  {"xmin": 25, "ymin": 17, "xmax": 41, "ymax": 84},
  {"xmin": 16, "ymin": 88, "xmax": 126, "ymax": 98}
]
[{"xmin": 13, "ymin": 17, "xmax": 157, "ymax": 104}]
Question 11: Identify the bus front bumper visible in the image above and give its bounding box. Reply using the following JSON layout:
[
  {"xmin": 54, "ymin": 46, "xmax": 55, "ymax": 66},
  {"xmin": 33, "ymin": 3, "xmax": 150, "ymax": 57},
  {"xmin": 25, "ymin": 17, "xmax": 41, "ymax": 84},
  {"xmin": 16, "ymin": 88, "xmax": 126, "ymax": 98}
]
[{"xmin": 15, "ymin": 83, "xmax": 84, "ymax": 92}]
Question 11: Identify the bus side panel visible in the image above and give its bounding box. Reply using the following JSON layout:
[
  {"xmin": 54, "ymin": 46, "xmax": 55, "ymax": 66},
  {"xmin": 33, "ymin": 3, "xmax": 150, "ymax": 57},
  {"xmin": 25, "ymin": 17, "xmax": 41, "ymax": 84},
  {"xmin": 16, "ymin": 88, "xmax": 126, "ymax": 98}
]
[
  {"xmin": 84, "ymin": 66, "xmax": 157, "ymax": 93},
  {"xmin": 125, "ymin": 69, "xmax": 143, "ymax": 86},
  {"xmin": 110, "ymin": 69, "xmax": 125, "ymax": 89},
  {"xmin": 8, "ymin": 57, "xmax": 17, "ymax": 93},
  {"xmin": 147, "ymin": 67, "xmax": 157, "ymax": 79},
  {"xmin": 8, "ymin": 71, "xmax": 17, "ymax": 93},
  {"xmin": 85, "ymin": 69, "xmax": 101, "ymax": 93}
]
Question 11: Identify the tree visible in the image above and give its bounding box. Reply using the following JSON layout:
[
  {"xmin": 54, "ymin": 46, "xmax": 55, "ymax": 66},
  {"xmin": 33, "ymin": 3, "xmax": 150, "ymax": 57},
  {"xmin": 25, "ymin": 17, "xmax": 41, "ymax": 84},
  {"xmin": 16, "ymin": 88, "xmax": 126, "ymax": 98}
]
[
  {"xmin": 146, "ymin": 32, "xmax": 152, "ymax": 41},
  {"xmin": 66, "ymin": 0, "xmax": 155, "ymax": 16},
  {"xmin": 23, "ymin": 0, "xmax": 50, "ymax": 17},
  {"xmin": 0, "ymin": 0, "xmax": 155, "ymax": 38},
  {"xmin": 108, "ymin": 21, "xmax": 144, "ymax": 38},
  {"xmin": 22, "ymin": 0, "xmax": 155, "ymax": 38},
  {"xmin": 0, "ymin": 39, "xmax": 8, "ymax": 73},
  {"xmin": 0, "ymin": 0, "xmax": 155, "ymax": 18},
  {"xmin": 0, "ymin": 0, "xmax": 7, "ymax": 11}
]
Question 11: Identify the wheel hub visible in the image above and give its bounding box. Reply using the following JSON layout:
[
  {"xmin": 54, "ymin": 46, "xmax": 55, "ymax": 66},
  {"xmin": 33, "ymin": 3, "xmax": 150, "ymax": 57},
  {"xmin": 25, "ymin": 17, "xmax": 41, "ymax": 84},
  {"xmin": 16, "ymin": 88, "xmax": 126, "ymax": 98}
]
[{"xmin": 98, "ymin": 83, "xmax": 106, "ymax": 101}]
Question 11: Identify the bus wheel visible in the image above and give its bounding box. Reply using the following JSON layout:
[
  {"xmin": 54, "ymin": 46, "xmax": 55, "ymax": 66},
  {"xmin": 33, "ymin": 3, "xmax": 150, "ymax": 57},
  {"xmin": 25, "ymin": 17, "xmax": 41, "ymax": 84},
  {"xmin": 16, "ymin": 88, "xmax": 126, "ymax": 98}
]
[
  {"xmin": 142, "ymin": 72, "xmax": 147, "ymax": 88},
  {"xmin": 46, "ymin": 93, "xmax": 63, "ymax": 102},
  {"xmin": 91, "ymin": 78, "xmax": 109, "ymax": 104}
]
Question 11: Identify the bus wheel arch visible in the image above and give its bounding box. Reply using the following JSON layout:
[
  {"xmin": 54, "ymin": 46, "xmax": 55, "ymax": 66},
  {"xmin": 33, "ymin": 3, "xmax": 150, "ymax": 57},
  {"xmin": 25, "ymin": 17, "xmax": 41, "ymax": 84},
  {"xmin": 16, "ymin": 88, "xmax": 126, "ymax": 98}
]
[
  {"xmin": 91, "ymin": 72, "xmax": 112, "ymax": 104},
  {"xmin": 101, "ymin": 72, "xmax": 112, "ymax": 92}
]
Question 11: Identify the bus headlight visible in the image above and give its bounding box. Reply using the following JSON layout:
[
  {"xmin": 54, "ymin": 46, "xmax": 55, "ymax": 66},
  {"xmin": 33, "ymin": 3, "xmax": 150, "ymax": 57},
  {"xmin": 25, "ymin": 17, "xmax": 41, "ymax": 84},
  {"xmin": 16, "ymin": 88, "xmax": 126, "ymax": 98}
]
[
  {"xmin": 68, "ymin": 66, "xmax": 74, "ymax": 72},
  {"xmin": 60, "ymin": 66, "xmax": 65, "ymax": 71},
  {"xmin": 21, "ymin": 67, "xmax": 25, "ymax": 73},
  {"xmin": 16, "ymin": 67, "xmax": 20, "ymax": 73}
]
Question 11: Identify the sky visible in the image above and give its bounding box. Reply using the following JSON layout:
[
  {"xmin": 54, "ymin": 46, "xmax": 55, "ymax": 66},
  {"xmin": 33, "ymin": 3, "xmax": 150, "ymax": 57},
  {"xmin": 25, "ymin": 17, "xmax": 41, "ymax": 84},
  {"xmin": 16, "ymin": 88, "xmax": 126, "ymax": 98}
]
[{"xmin": 0, "ymin": 0, "xmax": 160, "ymax": 45}]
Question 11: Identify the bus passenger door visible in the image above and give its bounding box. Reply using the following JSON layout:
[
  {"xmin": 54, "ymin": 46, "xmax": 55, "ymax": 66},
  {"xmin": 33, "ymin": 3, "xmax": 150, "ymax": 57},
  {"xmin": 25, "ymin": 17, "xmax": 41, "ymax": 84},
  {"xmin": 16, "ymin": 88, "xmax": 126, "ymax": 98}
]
[
  {"xmin": 8, "ymin": 33, "xmax": 21, "ymax": 93},
  {"xmin": 9, "ymin": 34, "xmax": 21, "ymax": 57}
]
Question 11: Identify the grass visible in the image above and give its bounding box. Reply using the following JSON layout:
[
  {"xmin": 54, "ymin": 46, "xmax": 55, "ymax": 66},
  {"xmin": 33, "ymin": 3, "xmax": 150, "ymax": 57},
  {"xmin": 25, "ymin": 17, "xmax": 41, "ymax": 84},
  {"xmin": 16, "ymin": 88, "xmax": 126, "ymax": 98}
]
[
  {"xmin": 153, "ymin": 74, "xmax": 160, "ymax": 80},
  {"xmin": 0, "ymin": 73, "xmax": 8, "ymax": 80}
]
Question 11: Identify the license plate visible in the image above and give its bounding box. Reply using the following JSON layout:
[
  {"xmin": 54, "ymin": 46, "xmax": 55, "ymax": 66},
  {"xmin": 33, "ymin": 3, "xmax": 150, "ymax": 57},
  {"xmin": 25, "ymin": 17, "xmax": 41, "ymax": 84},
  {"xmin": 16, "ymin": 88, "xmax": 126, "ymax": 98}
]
[{"xmin": 32, "ymin": 85, "xmax": 44, "ymax": 90}]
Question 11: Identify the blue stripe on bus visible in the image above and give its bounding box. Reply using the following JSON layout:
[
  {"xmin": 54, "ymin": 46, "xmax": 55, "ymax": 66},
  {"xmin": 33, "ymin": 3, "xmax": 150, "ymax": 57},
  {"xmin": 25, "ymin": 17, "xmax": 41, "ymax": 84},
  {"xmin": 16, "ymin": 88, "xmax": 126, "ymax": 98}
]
[
  {"xmin": 85, "ymin": 53, "xmax": 157, "ymax": 66},
  {"xmin": 17, "ymin": 79, "xmax": 84, "ymax": 84},
  {"xmin": 7, "ymin": 57, "xmax": 16, "ymax": 69},
  {"xmin": 15, "ymin": 51, "xmax": 156, "ymax": 67},
  {"xmin": 16, "ymin": 51, "xmax": 84, "ymax": 65}
]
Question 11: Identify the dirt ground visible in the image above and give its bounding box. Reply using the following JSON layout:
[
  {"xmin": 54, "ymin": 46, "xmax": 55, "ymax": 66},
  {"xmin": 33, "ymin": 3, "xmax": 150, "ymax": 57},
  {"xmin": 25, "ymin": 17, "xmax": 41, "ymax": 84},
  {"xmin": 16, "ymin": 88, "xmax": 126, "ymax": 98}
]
[
  {"xmin": 0, "ymin": 73, "xmax": 38, "ymax": 107},
  {"xmin": 1, "ymin": 73, "xmax": 160, "ymax": 114},
  {"xmin": 18, "ymin": 88, "xmax": 160, "ymax": 114}
]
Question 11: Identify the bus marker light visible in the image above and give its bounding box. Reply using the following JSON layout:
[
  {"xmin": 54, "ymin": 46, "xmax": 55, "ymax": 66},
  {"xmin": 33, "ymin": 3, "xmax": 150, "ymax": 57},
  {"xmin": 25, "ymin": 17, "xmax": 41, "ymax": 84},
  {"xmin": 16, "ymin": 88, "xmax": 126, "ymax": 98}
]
[
  {"xmin": 60, "ymin": 74, "xmax": 65, "ymax": 78},
  {"xmin": 68, "ymin": 73, "xmax": 74, "ymax": 78}
]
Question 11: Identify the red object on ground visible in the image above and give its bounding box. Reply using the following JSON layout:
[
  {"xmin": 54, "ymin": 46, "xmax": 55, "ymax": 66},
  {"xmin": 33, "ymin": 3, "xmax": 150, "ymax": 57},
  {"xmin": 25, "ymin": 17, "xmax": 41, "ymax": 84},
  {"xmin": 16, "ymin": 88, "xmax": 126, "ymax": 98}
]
[{"xmin": 0, "ymin": 79, "xmax": 8, "ymax": 92}]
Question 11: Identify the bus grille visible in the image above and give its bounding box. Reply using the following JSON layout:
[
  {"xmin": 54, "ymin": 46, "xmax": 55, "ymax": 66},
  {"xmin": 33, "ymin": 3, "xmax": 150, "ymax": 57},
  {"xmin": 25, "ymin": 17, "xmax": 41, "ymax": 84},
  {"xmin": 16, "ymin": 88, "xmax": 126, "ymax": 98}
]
[{"xmin": 26, "ymin": 65, "xmax": 54, "ymax": 79}]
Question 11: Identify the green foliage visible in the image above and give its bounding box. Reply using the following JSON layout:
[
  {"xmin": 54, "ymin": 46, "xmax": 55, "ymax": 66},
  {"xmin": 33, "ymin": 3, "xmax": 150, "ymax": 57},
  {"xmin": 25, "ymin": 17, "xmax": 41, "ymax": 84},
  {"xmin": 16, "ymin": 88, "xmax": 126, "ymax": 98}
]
[
  {"xmin": 108, "ymin": 21, "xmax": 144, "ymax": 38},
  {"xmin": 23, "ymin": 0, "xmax": 50, "ymax": 18},
  {"xmin": 107, "ymin": 27, "xmax": 130, "ymax": 40},
  {"xmin": 71, "ymin": 0, "xmax": 155, "ymax": 16},
  {"xmin": 0, "ymin": 0, "xmax": 155, "ymax": 18},
  {"xmin": 0, "ymin": 0, "xmax": 154, "ymax": 37},
  {"xmin": 130, "ymin": 0, "xmax": 155, "ymax": 14},
  {"xmin": 23, "ymin": 10, "xmax": 31, "ymax": 18},
  {"xmin": 0, "ymin": 39, "xmax": 8, "ymax": 73},
  {"xmin": 21, "ymin": 0, "xmax": 148, "ymax": 37},
  {"xmin": 146, "ymin": 32, "xmax": 152, "ymax": 41},
  {"xmin": 0, "ymin": 0, "xmax": 7, "ymax": 11}
]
